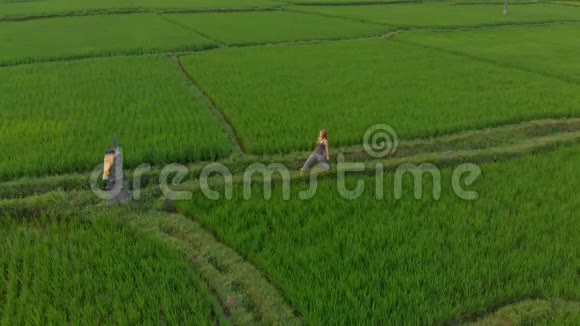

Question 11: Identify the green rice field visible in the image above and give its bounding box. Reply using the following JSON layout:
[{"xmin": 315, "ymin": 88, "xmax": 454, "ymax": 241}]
[
  {"xmin": 1, "ymin": 0, "xmax": 579, "ymax": 324},
  {"xmin": 181, "ymin": 39, "xmax": 580, "ymax": 153},
  {"xmin": 397, "ymin": 23, "xmax": 580, "ymax": 83},
  {"xmin": 165, "ymin": 11, "xmax": 388, "ymax": 45},
  {"xmin": 177, "ymin": 144, "xmax": 580, "ymax": 323},
  {"xmin": 0, "ymin": 14, "xmax": 215, "ymax": 65},
  {"xmin": 0, "ymin": 56, "xmax": 230, "ymax": 180},
  {"xmin": 0, "ymin": 0, "xmax": 278, "ymax": 20},
  {"xmin": 0, "ymin": 213, "xmax": 223, "ymax": 324},
  {"xmin": 297, "ymin": 3, "xmax": 580, "ymax": 27}
]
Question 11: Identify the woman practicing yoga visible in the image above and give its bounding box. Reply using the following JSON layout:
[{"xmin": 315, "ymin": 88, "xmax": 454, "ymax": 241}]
[{"xmin": 301, "ymin": 129, "xmax": 330, "ymax": 172}]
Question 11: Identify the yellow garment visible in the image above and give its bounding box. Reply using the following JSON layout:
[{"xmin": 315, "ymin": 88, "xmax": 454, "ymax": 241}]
[{"xmin": 103, "ymin": 154, "xmax": 115, "ymax": 180}]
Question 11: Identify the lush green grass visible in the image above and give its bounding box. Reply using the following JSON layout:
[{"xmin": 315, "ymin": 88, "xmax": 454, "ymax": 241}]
[
  {"xmin": 0, "ymin": 0, "xmax": 133, "ymax": 20},
  {"xmin": 548, "ymin": 1, "xmax": 580, "ymax": 6},
  {"xmin": 177, "ymin": 145, "xmax": 580, "ymax": 323},
  {"xmin": 180, "ymin": 39, "xmax": 580, "ymax": 154},
  {"xmin": 0, "ymin": 0, "xmax": 278, "ymax": 20},
  {"xmin": 0, "ymin": 56, "xmax": 231, "ymax": 180},
  {"xmin": 165, "ymin": 11, "xmax": 388, "ymax": 45},
  {"xmin": 0, "ymin": 14, "xmax": 216, "ymax": 65},
  {"xmin": 136, "ymin": 0, "xmax": 278, "ymax": 11},
  {"xmin": 397, "ymin": 24, "xmax": 580, "ymax": 83},
  {"xmin": 283, "ymin": 0, "xmax": 415, "ymax": 4},
  {"xmin": 0, "ymin": 213, "xmax": 224, "ymax": 324},
  {"xmin": 296, "ymin": 3, "xmax": 580, "ymax": 28}
]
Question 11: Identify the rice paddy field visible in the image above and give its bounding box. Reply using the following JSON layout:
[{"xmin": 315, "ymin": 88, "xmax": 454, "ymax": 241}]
[
  {"xmin": 0, "ymin": 0, "xmax": 278, "ymax": 20},
  {"xmin": 181, "ymin": 39, "xmax": 580, "ymax": 153},
  {"xmin": 1, "ymin": 0, "xmax": 579, "ymax": 324},
  {"xmin": 0, "ymin": 14, "xmax": 216, "ymax": 66},
  {"xmin": 296, "ymin": 3, "xmax": 580, "ymax": 28},
  {"xmin": 0, "ymin": 213, "xmax": 224, "ymax": 324},
  {"xmin": 0, "ymin": 56, "xmax": 230, "ymax": 180},
  {"xmin": 176, "ymin": 144, "xmax": 580, "ymax": 324}
]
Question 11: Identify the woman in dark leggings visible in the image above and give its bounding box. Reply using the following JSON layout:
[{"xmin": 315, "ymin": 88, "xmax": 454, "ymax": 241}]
[{"xmin": 301, "ymin": 129, "xmax": 330, "ymax": 172}]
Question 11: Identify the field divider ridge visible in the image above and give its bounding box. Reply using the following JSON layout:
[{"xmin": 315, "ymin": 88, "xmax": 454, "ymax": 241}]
[
  {"xmin": 178, "ymin": 127, "xmax": 580, "ymax": 192},
  {"xmin": 157, "ymin": 13, "xmax": 227, "ymax": 47},
  {"xmin": 171, "ymin": 55, "xmax": 246, "ymax": 156},
  {"xmin": 393, "ymin": 36, "xmax": 580, "ymax": 86},
  {"xmin": 121, "ymin": 210, "xmax": 304, "ymax": 325},
  {"xmin": 0, "ymin": 6, "xmax": 285, "ymax": 23},
  {"xmin": 287, "ymin": 0, "xmax": 420, "ymax": 7},
  {"xmin": 284, "ymin": 5, "xmax": 394, "ymax": 26},
  {"xmin": 3, "ymin": 117, "xmax": 578, "ymax": 200},
  {"xmin": 2, "ymin": 19, "xmax": 580, "ymax": 69}
]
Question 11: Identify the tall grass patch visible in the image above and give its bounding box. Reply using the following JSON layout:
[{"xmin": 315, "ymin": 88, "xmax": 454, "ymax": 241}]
[
  {"xmin": 0, "ymin": 13, "xmax": 216, "ymax": 65},
  {"xmin": 397, "ymin": 23, "xmax": 580, "ymax": 83},
  {"xmin": 180, "ymin": 39, "xmax": 580, "ymax": 154},
  {"xmin": 177, "ymin": 145, "xmax": 580, "ymax": 323},
  {"xmin": 0, "ymin": 0, "xmax": 278, "ymax": 20},
  {"xmin": 0, "ymin": 214, "xmax": 224, "ymax": 324},
  {"xmin": 0, "ymin": 56, "xmax": 231, "ymax": 180},
  {"xmin": 296, "ymin": 3, "xmax": 580, "ymax": 28},
  {"xmin": 164, "ymin": 11, "xmax": 389, "ymax": 46}
]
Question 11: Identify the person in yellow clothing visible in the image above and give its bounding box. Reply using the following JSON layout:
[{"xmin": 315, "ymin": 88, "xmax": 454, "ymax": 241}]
[{"xmin": 103, "ymin": 148, "xmax": 116, "ymax": 180}]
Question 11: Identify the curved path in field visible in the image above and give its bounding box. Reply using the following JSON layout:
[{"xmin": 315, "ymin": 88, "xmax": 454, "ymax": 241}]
[
  {"xmin": 2, "ymin": 118, "xmax": 580, "ymax": 324},
  {"xmin": 125, "ymin": 211, "xmax": 302, "ymax": 325},
  {"xmin": 2, "ymin": 116, "xmax": 580, "ymax": 200},
  {"xmin": 459, "ymin": 299, "xmax": 580, "ymax": 325}
]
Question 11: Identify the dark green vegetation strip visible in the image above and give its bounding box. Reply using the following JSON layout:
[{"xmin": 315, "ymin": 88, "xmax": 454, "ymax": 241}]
[
  {"xmin": 163, "ymin": 10, "xmax": 389, "ymax": 46},
  {"xmin": 180, "ymin": 39, "xmax": 580, "ymax": 154},
  {"xmin": 176, "ymin": 144, "xmax": 580, "ymax": 323},
  {"xmin": 295, "ymin": 3, "xmax": 580, "ymax": 27},
  {"xmin": 0, "ymin": 13, "xmax": 216, "ymax": 66},
  {"xmin": 0, "ymin": 212, "xmax": 226, "ymax": 324},
  {"xmin": 0, "ymin": 56, "xmax": 231, "ymax": 181},
  {"xmin": 396, "ymin": 23, "xmax": 580, "ymax": 84}
]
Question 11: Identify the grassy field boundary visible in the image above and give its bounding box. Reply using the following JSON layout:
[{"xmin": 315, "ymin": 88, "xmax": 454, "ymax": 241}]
[
  {"xmin": 2, "ymin": 117, "xmax": 579, "ymax": 201},
  {"xmin": 394, "ymin": 36, "xmax": 580, "ymax": 86},
  {"xmin": 464, "ymin": 299, "xmax": 580, "ymax": 324},
  {"xmin": 172, "ymin": 56, "xmax": 246, "ymax": 156},
  {"xmin": 0, "ymin": 7, "xmax": 284, "ymax": 23},
  {"xmin": 547, "ymin": 1, "xmax": 580, "ymax": 7},
  {"xmin": 286, "ymin": 0, "xmax": 418, "ymax": 6},
  {"xmin": 159, "ymin": 14, "xmax": 227, "ymax": 46},
  {"xmin": 122, "ymin": 210, "xmax": 302, "ymax": 325},
  {"xmin": 178, "ymin": 127, "xmax": 580, "ymax": 193},
  {"xmin": 2, "ymin": 17, "xmax": 579, "ymax": 68},
  {"xmin": 286, "ymin": 5, "xmax": 392, "ymax": 25}
]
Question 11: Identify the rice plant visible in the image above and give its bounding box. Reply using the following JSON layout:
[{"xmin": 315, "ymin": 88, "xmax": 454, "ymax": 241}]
[
  {"xmin": 0, "ymin": 13, "xmax": 217, "ymax": 66},
  {"xmin": 297, "ymin": 3, "xmax": 580, "ymax": 28},
  {"xmin": 0, "ymin": 213, "xmax": 224, "ymax": 324},
  {"xmin": 397, "ymin": 23, "xmax": 580, "ymax": 83},
  {"xmin": 0, "ymin": 56, "xmax": 231, "ymax": 180},
  {"xmin": 180, "ymin": 39, "xmax": 580, "ymax": 154},
  {"xmin": 164, "ymin": 11, "xmax": 389, "ymax": 46},
  {"xmin": 177, "ymin": 144, "xmax": 580, "ymax": 324}
]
